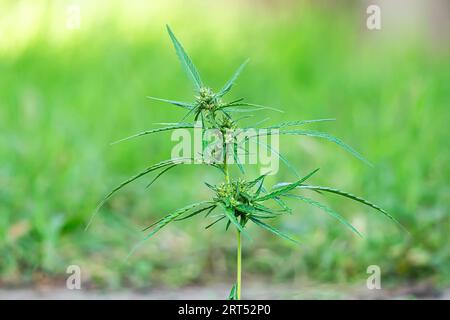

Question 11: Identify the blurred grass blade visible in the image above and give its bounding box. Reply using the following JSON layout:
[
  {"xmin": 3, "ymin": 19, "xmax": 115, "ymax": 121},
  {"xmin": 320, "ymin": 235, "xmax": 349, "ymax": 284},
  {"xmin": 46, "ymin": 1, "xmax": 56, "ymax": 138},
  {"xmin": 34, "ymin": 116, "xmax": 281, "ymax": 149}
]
[
  {"xmin": 250, "ymin": 217, "xmax": 300, "ymax": 244},
  {"xmin": 285, "ymin": 194, "xmax": 363, "ymax": 237},
  {"xmin": 166, "ymin": 25, "xmax": 203, "ymax": 91},
  {"xmin": 217, "ymin": 59, "xmax": 249, "ymax": 98}
]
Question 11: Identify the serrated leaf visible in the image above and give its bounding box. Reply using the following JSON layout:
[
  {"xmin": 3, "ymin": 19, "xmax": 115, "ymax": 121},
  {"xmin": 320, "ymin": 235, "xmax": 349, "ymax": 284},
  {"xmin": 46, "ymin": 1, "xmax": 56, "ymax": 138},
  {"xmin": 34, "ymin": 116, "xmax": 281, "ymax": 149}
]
[
  {"xmin": 264, "ymin": 118, "xmax": 335, "ymax": 129},
  {"xmin": 174, "ymin": 205, "xmax": 216, "ymax": 221},
  {"xmin": 143, "ymin": 201, "xmax": 212, "ymax": 238},
  {"xmin": 166, "ymin": 25, "xmax": 203, "ymax": 90},
  {"xmin": 235, "ymin": 204, "xmax": 260, "ymax": 215},
  {"xmin": 205, "ymin": 215, "xmax": 225, "ymax": 229},
  {"xmin": 254, "ymin": 176, "xmax": 266, "ymax": 197},
  {"xmin": 111, "ymin": 124, "xmax": 194, "ymax": 145},
  {"xmin": 279, "ymin": 130, "xmax": 371, "ymax": 166},
  {"xmin": 234, "ymin": 115, "xmax": 254, "ymax": 123},
  {"xmin": 250, "ymin": 217, "xmax": 300, "ymax": 244},
  {"xmin": 256, "ymin": 168, "xmax": 319, "ymax": 201},
  {"xmin": 204, "ymin": 205, "xmax": 217, "ymax": 217},
  {"xmin": 222, "ymin": 206, "xmax": 250, "ymax": 238},
  {"xmin": 222, "ymin": 102, "xmax": 284, "ymax": 113},
  {"xmin": 285, "ymin": 194, "xmax": 362, "ymax": 237},
  {"xmin": 247, "ymin": 173, "xmax": 268, "ymax": 189},
  {"xmin": 217, "ymin": 59, "xmax": 249, "ymax": 98},
  {"xmin": 145, "ymin": 164, "xmax": 178, "ymax": 189},
  {"xmin": 296, "ymin": 185, "xmax": 403, "ymax": 228},
  {"xmin": 259, "ymin": 185, "xmax": 292, "ymax": 213},
  {"xmin": 180, "ymin": 104, "xmax": 199, "ymax": 121},
  {"xmin": 257, "ymin": 140, "xmax": 300, "ymax": 177},
  {"xmin": 86, "ymin": 158, "xmax": 191, "ymax": 230},
  {"xmin": 253, "ymin": 202, "xmax": 285, "ymax": 214},
  {"xmin": 233, "ymin": 142, "xmax": 246, "ymax": 174},
  {"xmin": 147, "ymin": 96, "xmax": 194, "ymax": 110},
  {"xmin": 204, "ymin": 182, "xmax": 218, "ymax": 192},
  {"xmin": 237, "ymin": 204, "xmax": 281, "ymax": 219},
  {"xmin": 244, "ymin": 117, "xmax": 270, "ymax": 129}
]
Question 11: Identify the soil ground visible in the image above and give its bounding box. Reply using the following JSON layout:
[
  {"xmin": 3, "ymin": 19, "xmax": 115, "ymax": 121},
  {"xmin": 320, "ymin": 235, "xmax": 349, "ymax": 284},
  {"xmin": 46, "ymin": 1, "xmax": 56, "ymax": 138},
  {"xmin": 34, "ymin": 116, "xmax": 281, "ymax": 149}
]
[{"xmin": 1, "ymin": 282, "xmax": 448, "ymax": 300}]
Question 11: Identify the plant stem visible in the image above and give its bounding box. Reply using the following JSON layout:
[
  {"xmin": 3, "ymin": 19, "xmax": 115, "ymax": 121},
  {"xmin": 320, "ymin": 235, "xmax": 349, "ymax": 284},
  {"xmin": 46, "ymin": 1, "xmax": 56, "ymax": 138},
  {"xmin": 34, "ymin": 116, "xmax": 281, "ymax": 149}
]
[
  {"xmin": 224, "ymin": 143, "xmax": 230, "ymax": 184},
  {"xmin": 223, "ymin": 143, "xmax": 241, "ymax": 299},
  {"xmin": 224, "ymin": 164, "xmax": 230, "ymax": 184},
  {"xmin": 236, "ymin": 229, "xmax": 242, "ymax": 300}
]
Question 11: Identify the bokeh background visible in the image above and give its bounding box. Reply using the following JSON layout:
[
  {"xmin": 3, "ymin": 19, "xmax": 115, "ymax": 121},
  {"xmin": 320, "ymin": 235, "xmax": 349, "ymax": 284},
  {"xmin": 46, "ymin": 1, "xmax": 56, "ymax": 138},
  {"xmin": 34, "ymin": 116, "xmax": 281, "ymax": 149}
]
[{"xmin": 1, "ymin": 0, "xmax": 449, "ymax": 298}]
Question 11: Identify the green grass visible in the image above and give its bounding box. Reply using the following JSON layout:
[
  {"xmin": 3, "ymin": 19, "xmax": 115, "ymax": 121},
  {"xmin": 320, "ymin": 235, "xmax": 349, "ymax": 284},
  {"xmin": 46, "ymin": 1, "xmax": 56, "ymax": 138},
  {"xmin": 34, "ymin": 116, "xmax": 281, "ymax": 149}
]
[{"xmin": 0, "ymin": 1, "xmax": 449, "ymax": 289}]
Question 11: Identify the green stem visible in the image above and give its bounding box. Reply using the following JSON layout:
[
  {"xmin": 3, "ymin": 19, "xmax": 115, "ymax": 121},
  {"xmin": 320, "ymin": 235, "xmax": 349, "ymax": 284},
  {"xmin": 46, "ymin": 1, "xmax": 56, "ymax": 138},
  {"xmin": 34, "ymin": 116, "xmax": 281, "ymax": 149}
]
[
  {"xmin": 223, "ymin": 143, "xmax": 242, "ymax": 300},
  {"xmin": 224, "ymin": 143, "xmax": 230, "ymax": 183},
  {"xmin": 236, "ymin": 229, "xmax": 242, "ymax": 300},
  {"xmin": 223, "ymin": 143, "xmax": 241, "ymax": 299},
  {"xmin": 224, "ymin": 165, "xmax": 230, "ymax": 184}
]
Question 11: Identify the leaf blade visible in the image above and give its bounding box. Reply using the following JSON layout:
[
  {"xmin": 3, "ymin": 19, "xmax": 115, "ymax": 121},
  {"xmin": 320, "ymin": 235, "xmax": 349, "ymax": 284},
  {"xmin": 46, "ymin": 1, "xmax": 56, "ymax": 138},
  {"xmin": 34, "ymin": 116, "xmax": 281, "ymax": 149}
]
[
  {"xmin": 296, "ymin": 185, "xmax": 402, "ymax": 227},
  {"xmin": 217, "ymin": 59, "xmax": 249, "ymax": 98},
  {"xmin": 143, "ymin": 201, "xmax": 212, "ymax": 238},
  {"xmin": 166, "ymin": 25, "xmax": 203, "ymax": 90},
  {"xmin": 285, "ymin": 194, "xmax": 363, "ymax": 237},
  {"xmin": 264, "ymin": 118, "xmax": 336, "ymax": 129},
  {"xmin": 280, "ymin": 130, "xmax": 371, "ymax": 166},
  {"xmin": 256, "ymin": 168, "xmax": 320, "ymax": 201},
  {"xmin": 111, "ymin": 124, "xmax": 194, "ymax": 145},
  {"xmin": 250, "ymin": 217, "xmax": 300, "ymax": 244},
  {"xmin": 86, "ymin": 158, "xmax": 191, "ymax": 230},
  {"xmin": 174, "ymin": 205, "xmax": 216, "ymax": 221},
  {"xmin": 147, "ymin": 96, "xmax": 194, "ymax": 110}
]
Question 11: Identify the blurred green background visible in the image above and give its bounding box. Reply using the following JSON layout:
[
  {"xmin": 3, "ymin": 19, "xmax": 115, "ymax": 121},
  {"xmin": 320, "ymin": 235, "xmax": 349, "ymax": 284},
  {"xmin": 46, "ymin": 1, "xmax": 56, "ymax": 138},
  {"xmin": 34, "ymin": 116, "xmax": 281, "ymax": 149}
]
[{"xmin": 0, "ymin": 0, "xmax": 449, "ymax": 294}]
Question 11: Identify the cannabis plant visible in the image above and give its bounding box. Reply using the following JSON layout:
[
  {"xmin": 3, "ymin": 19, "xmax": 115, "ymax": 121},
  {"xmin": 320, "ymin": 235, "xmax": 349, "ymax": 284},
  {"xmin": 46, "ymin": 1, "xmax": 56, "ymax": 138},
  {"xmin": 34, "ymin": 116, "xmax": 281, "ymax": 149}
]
[{"xmin": 90, "ymin": 25, "xmax": 400, "ymax": 300}]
